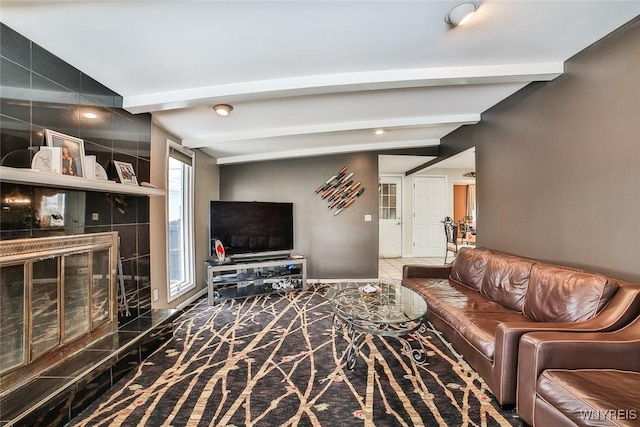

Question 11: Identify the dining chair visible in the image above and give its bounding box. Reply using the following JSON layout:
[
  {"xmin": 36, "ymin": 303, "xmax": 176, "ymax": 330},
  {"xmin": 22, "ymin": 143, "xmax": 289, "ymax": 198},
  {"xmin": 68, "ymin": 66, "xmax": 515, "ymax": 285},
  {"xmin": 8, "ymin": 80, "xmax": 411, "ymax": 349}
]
[{"xmin": 443, "ymin": 217, "xmax": 458, "ymax": 264}]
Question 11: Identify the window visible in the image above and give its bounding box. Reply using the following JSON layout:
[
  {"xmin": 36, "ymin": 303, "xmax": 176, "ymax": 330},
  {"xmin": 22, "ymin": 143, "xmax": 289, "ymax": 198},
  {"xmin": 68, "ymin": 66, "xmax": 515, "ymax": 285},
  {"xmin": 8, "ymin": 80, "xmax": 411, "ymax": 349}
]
[
  {"xmin": 167, "ymin": 141, "xmax": 195, "ymax": 301},
  {"xmin": 379, "ymin": 182, "xmax": 398, "ymax": 219}
]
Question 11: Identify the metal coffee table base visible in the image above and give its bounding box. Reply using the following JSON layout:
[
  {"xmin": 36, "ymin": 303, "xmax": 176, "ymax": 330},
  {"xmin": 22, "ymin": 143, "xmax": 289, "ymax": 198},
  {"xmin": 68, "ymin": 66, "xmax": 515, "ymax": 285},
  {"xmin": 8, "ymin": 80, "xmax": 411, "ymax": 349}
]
[{"xmin": 332, "ymin": 312, "xmax": 427, "ymax": 370}]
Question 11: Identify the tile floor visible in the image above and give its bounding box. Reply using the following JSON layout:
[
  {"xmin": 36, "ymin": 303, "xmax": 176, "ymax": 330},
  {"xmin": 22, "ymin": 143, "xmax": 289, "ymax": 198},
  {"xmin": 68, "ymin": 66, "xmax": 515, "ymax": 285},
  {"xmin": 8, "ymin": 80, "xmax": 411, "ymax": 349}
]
[
  {"xmin": 1, "ymin": 308, "xmax": 179, "ymax": 426},
  {"xmin": 378, "ymin": 256, "xmax": 446, "ymax": 280}
]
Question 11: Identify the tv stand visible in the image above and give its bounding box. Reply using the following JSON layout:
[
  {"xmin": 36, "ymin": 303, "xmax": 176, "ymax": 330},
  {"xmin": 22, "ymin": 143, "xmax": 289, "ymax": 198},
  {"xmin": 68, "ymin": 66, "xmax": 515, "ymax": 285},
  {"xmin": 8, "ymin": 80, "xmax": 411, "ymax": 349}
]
[{"xmin": 206, "ymin": 256, "xmax": 307, "ymax": 304}]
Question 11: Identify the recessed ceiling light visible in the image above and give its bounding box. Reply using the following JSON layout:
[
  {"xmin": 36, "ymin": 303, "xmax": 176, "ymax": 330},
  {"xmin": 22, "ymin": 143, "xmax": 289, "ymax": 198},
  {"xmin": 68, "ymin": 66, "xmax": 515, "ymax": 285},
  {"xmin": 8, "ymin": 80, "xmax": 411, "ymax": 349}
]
[
  {"xmin": 213, "ymin": 104, "xmax": 234, "ymax": 117},
  {"xmin": 445, "ymin": 2, "xmax": 478, "ymax": 27},
  {"xmin": 83, "ymin": 112, "xmax": 98, "ymax": 119},
  {"xmin": 374, "ymin": 129, "xmax": 385, "ymax": 135}
]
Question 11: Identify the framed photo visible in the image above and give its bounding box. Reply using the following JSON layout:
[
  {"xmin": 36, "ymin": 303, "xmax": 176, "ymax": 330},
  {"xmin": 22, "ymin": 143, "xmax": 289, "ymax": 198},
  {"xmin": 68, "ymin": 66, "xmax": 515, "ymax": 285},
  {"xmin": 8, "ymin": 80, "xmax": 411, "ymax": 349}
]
[
  {"xmin": 44, "ymin": 129, "xmax": 85, "ymax": 177},
  {"xmin": 113, "ymin": 160, "xmax": 139, "ymax": 185}
]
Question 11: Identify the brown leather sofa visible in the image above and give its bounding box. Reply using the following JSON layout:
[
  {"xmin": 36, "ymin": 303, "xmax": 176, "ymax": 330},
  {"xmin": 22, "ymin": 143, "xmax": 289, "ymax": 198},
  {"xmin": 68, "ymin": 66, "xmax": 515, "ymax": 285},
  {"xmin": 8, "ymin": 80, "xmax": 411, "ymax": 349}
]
[
  {"xmin": 516, "ymin": 315, "xmax": 640, "ymax": 427},
  {"xmin": 402, "ymin": 247, "xmax": 640, "ymax": 407}
]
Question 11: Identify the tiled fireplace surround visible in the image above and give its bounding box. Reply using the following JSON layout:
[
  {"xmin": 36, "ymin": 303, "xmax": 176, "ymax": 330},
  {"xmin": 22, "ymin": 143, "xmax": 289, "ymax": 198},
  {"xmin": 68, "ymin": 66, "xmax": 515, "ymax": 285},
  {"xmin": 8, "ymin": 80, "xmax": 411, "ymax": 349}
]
[{"xmin": 1, "ymin": 24, "xmax": 179, "ymax": 425}]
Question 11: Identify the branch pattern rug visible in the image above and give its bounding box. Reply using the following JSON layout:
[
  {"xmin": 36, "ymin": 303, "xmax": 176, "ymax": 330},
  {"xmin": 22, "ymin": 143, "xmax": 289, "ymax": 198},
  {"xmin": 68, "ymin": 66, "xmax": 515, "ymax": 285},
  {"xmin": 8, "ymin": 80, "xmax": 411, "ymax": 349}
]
[{"xmin": 71, "ymin": 284, "xmax": 515, "ymax": 426}]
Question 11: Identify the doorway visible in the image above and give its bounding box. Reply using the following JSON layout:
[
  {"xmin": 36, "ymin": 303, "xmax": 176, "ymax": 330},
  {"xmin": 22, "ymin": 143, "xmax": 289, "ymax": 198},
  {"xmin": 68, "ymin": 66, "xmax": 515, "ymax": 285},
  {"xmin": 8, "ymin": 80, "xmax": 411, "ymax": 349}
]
[
  {"xmin": 412, "ymin": 176, "xmax": 446, "ymax": 257},
  {"xmin": 378, "ymin": 175, "xmax": 402, "ymax": 258}
]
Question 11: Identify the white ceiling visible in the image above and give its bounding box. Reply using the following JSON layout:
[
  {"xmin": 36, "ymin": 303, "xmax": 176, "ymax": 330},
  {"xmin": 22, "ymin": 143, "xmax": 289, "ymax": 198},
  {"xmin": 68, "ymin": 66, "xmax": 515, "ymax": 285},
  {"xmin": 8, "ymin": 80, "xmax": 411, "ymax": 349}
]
[
  {"xmin": 379, "ymin": 154, "xmax": 437, "ymax": 175},
  {"xmin": 378, "ymin": 147, "xmax": 475, "ymax": 176},
  {"xmin": 425, "ymin": 147, "xmax": 476, "ymax": 170},
  {"xmin": 2, "ymin": 1, "xmax": 639, "ymax": 170}
]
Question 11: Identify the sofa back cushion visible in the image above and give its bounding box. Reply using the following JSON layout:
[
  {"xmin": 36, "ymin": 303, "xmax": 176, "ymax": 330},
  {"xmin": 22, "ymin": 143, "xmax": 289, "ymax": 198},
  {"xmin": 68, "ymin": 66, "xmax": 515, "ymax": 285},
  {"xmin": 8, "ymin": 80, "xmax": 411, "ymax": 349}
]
[
  {"xmin": 450, "ymin": 247, "xmax": 490, "ymax": 291},
  {"xmin": 523, "ymin": 263, "xmax": 619, "ymax": 322},
  {"xmin": 480, "ymin": 253, "xmax": 534, "ymax": 311}
]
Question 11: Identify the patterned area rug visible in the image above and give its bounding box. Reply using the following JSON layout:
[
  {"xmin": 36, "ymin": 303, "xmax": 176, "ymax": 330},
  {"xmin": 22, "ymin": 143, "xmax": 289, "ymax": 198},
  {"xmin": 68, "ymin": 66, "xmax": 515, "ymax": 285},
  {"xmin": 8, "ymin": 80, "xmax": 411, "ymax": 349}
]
[{"xmin": 71, "ymin": 284, "xmax": 515, "ymax": 426}]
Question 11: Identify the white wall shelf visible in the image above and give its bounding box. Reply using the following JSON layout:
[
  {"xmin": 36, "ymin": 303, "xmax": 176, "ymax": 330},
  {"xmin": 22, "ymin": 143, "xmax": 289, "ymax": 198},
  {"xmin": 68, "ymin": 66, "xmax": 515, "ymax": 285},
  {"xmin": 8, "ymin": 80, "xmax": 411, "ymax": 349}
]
[{"xmin": 0, "ymin": 166, "xmax": 165, "ymax": 197}]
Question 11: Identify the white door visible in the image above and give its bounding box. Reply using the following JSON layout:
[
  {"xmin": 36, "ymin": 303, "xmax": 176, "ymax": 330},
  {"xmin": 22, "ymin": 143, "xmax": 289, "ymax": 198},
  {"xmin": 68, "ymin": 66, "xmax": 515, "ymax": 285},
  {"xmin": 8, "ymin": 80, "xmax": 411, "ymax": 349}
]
[
  {"xmin": 378, "ymin": 176, "xmax": 402, "ymax": 258},
  {"xmin": 412, "ymin": 176, "xmax": 446, "ymax": 257}
]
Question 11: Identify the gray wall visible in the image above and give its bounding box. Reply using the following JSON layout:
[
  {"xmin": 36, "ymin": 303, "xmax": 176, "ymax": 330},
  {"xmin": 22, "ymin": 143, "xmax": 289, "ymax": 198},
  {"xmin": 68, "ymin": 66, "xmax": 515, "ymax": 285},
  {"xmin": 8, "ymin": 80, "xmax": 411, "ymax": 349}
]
[
  {"xmin": 220, "ymin": 153, "xmax": 379, "ymax": 279},
  {"xmin": 443, "ymin": 18, "xmax": 640, "ymax": 282}
]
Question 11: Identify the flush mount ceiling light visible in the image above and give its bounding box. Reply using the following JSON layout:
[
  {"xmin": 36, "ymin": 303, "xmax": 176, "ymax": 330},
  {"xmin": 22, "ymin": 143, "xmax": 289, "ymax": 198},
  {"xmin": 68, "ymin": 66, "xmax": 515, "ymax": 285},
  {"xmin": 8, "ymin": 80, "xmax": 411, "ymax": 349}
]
[
  {"xmin": 445, "ymin": 2, "xmax": 478, "ymax": 26},
  {"xmin": 213, "ymin": 104, "xmax": 234, "ymax": 117},
  {"xmin": 374, "ymin": 129, "xmax": 385, "ymax": 135},
  {"xmin": 83, "ymin": 112, "xmax": 98, "ymax": 119}
]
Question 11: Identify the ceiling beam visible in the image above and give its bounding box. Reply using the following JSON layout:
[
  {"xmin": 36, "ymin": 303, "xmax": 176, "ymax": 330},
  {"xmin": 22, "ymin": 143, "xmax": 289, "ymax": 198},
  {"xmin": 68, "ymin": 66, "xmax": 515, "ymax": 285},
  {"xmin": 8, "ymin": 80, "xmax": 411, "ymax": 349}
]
[
  {"xmin": 376, "ymin": 146, "xmax": 439, "ymax": 157},
  {"xmin": 183, "ymin": 114, "xmax": 479, "ymax": 148},
  {"xmin": 123, "ymin": 63, "xmax": 564, "ymax": 114},
  {"xmin": 212, "ymin": 138, "xmax": 441, "ymax": 165}
]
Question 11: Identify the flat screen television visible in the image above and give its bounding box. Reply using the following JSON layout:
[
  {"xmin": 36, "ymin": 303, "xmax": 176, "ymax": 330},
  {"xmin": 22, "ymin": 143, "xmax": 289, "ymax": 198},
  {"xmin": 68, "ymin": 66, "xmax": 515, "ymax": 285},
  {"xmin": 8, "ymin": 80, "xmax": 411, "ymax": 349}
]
[{"xmin": 209, "ymin": 201, "xmax": 294, "ymax": 261}]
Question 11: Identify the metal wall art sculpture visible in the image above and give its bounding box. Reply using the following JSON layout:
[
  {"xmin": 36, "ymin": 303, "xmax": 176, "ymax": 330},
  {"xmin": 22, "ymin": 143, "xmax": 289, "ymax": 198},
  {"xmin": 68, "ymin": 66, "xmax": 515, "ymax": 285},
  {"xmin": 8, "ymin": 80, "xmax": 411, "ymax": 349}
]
[{"xmin": 315, "ymin": 166, "xmax": 365, "ymax": 215}]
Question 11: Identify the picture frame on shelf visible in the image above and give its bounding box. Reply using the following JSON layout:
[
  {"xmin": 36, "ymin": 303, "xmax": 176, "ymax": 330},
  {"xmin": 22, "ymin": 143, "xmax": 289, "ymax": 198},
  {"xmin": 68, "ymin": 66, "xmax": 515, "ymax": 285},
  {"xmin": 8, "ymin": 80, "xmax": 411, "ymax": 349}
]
[
  {"xmin": 44, "ymin": 129, "xmax": 85, "ymax": 177},
  {"xmin": 113, "ymin": 160, "xmax": 139, "ymax": 185}
]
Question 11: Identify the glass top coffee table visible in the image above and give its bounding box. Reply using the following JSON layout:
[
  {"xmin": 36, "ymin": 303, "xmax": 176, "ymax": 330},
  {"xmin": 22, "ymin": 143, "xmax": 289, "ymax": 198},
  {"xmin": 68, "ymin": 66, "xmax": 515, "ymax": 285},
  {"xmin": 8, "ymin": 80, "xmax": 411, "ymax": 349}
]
[{"xmin": 325, "ymin": 281, "xmax": 428, "ymax": 369}]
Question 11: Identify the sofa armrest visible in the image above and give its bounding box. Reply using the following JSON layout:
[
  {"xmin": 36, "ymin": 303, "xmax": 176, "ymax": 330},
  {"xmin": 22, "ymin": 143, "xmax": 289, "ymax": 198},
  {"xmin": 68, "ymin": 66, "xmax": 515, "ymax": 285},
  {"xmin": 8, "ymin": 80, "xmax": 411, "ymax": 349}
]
[
  {"xmin": 492, "ymin": 321, "xmax": 598, "ymax": 406},
  {"xmin": 515, "ymin": 316, "xmax": 640, "ymax": 425},
  {"xmin": 492, "ymin": 284, "xmax": 640, "ymax": 406},
  {"xmin": 402, "ymin": 264, "xmax": 451, "ymax": 279}
]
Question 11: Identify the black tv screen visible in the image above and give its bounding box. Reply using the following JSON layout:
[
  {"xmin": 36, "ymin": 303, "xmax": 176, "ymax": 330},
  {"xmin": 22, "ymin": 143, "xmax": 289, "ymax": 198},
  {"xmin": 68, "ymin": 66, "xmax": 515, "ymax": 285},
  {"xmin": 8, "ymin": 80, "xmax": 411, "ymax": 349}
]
[{"xmin": 209, "ymin": 201, "xmax": 294, "ymax": 260}]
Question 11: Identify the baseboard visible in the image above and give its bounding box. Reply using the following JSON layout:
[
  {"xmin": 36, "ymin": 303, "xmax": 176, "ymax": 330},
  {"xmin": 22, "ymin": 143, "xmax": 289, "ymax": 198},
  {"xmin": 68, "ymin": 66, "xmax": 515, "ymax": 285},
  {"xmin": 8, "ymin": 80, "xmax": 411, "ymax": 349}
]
[{"xmin": 176, "ymin": 288, "xmax": 207, "ymax": 310}]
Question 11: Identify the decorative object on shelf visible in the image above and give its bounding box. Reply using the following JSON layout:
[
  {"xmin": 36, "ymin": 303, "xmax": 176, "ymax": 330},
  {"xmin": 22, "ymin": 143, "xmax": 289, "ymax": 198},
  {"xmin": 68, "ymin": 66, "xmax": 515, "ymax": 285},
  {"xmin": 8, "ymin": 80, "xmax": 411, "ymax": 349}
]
[
  {"xmin": 84, "ymin": 155, "xmax": 96, "ymax": 179},
  {"xmin": 315, "ymin": 165, "xmax": 366, "ymax": 216},
  {"xmin": 44, "ymin": 129, "xmax": 85, "ymax": 177},
  {"xmin": 213, "ymin": 239, "xmax": 226, "ymax": 262},
  {"xmin": 81, "ymin": 154, "xmax": 109, "ymax": 181},
  {"xmin": 31, "ymin": 146, "xmax": 61, "ymax": 174},
  {"xmin": 113, "ymin": 160, "xmax": 139, "ymax": 185},
  {"xmin": 95, "ymin": 163, "xmax": 109, "ymax": 181}
]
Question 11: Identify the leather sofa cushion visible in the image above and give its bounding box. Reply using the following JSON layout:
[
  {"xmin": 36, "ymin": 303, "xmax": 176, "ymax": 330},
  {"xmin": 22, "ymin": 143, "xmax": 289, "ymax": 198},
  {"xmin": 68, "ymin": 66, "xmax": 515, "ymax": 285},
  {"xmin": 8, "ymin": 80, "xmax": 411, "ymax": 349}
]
[
  {"xmin": 450, "ymin": 247, "xmax": 490, "ymax": 291},
  {"xmin": 523, "ymin": 264, "xmax": 619, "ymax": 322},
  {"xmin": 480, "ymin": 253, "xmax": 533, "ymax": 311},
  {"xmin": 404, "ymin": 278, "xmax": 506, "ymax": 313},
  {"xmin": 537, "ymin": 369, "xmax": 640, "ymax": 427},
  {"xmin": 434, "ymin": 310, "xmax": 526, "ymax": 361},
  {"xmin": 404, "ymin": 277, "xmax": 528, "ymax": 360}
]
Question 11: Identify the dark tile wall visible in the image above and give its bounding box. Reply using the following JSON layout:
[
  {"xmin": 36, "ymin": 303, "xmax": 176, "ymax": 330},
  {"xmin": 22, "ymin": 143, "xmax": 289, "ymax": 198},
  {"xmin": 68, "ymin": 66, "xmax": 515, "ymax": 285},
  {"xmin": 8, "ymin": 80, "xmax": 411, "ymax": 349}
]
[{"xmin": 0, "ymin": 23, "xmax": 152, "ymax": 321}]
